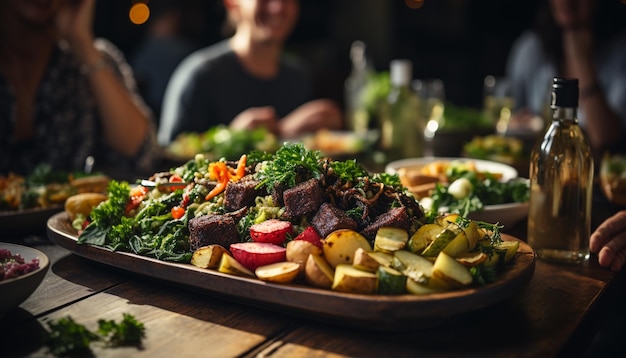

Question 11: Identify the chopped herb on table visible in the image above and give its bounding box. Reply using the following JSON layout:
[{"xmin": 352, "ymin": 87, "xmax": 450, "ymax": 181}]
[{"xmin": 43, "ymin": 313, "xmax": 145, "ymax": 357}]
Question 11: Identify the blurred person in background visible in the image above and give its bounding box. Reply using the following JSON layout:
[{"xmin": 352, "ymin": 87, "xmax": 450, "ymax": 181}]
[
  {"xmin": 158, "ymin": 0, "xmax": 343, "ymax": 145},
  {"xmin": 130, "ymin": 0, "xmax": 202, "ymax": 122},
  {"xmin": 0, "ymin": 0, "xmax": 158, "ymax": 177},
  {"xmin": 505, "ymin": 0, "xmax": 626, "ymax": 163}
]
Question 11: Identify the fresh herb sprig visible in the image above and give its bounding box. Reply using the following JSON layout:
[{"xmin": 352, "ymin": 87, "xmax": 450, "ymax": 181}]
[
  {"xmin": 43, "ymin": 313, "xmax": 145, "ymax": 357},
  {"xmin": 328, "ymin": 159, "xmax": 368, "ymax": 182},
  {"xmin": 256, "ymin": 143, "xmax": 323, "ymax": 190}
]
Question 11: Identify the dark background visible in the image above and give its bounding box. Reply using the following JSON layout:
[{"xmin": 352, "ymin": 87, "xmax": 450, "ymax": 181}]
[{"xmin": 93, "ymin": 0, "xmax": 624, "ymax": 114}]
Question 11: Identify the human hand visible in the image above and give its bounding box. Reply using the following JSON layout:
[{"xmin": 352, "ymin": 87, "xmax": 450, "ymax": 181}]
[
  {"xmin": 590, "ymin": 210, "xmax": 626, "ymax": 272},
  {"xmin": 279, "ymin": 99, "xmax": 343, "ymax": 139},
  {"xmin": 230, "ymin": 106, "xmax": 279, "ymax": 135},
  {"xmin": 505, "ymin": 109, "xmax": 544, "ymax": 134},
  {"xmin": 55, "ymin": 0, "xmax": 96, "ymax": 58}
]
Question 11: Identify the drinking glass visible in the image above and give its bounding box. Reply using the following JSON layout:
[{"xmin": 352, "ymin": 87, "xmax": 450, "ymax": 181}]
[
  {"xmin": 412, "ymin": 79, "xmax": 445, "ymax": 156},
  {"xmin": 483, "ymin": 75, "xmax": 514, "ymax": 134}
]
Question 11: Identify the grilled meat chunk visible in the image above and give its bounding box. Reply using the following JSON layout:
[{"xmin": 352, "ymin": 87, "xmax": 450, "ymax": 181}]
[
  {"xmin": 311, "ymin": 202, "xmax": 357, "ymax": 238},
  {"xmin": 223, "ymin": 178, "xmax": 265, "ymax": 212},
  {"xmin": 188, "ymin": 214, "xmax": 239, "ymax": 251},
  {"xmin": 282, "ymin": 178, "xmax": 323, "ymax": 219},
  {"xmin": 360, "ymin": 206, "xmax": 410, "ymax": 241}
]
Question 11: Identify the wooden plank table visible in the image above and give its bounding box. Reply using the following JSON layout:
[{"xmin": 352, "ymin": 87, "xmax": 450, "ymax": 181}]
[{"xmin": 2, "ymin": 199, "xmax": 624, "ymax": 357}]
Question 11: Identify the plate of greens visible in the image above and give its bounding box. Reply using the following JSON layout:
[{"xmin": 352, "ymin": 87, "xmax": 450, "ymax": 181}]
[{"xmin": 387, "ymin": 157, "xmax": 529, "ymax": 229}]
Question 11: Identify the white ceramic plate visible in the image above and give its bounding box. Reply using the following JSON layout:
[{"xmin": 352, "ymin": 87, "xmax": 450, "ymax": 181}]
[
  {"xmin": 385, "ymin": 157, "xmax": 519, "ymax": 182},
  {"xmin": 466, "ymin": 202, "xmax": 529, "ymax": 229},
  {"xmin": 386, "ymin": 157, "xmax": 527, "ymax": 229},
  {"xmin": 0, "ymin": 242, "xmax": 50, "ymax": 317}
]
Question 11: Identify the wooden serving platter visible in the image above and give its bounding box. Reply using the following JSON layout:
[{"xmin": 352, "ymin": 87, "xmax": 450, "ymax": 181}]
[{"xmin": 46, "ymin": 212, "xmax": 535, "ymax": 331}]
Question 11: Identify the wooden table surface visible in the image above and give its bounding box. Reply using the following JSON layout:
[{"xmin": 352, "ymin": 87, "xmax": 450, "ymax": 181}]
[{"xmin": 2, "ymin": 196, "xmax": 624, "ymax": 357}]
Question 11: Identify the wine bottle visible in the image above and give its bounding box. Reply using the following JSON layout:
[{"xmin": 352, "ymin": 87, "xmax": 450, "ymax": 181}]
[
  {"xmin": 378, "ymin": 59, "xmax": 423, "ymax": 161},
  {"xmin": 527, "ymin": 78, "xmax": 593, "ymax": 264}
]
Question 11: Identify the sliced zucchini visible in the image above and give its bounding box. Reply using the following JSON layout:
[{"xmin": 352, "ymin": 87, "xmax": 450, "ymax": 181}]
[
  {"xmin": 392, "ymin": 250, "xmax": 434, "ymax": 283},
  {"xmin": 376, "ymin": 266, "xmax": 407, "ymax": 295},
  {"xmin": 407, "ymin": 223, "xmax": 444, "ymax": 254},
  {"xmin": 374, "ymin": 227, "xmax": 409, "ymax": 253},
  {"xmin": 421, "ymin": 221, "xmax": 463, "ymax": 257}
]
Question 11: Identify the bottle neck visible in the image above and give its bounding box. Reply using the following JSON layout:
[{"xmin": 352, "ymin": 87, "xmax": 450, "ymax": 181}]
[{"xmin": 552, "ymin": 107, "xmax": 578, "ymax": 124}]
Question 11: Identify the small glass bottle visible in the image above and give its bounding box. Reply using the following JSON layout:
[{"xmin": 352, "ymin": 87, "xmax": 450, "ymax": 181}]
[
  {"xmin": 527, "ymin": 78, "xmax": 593, "ymax": 264},
  {"xmin": 379, "ymin": 59, "xmax": 423, "ymax": 161},
  {"xmin": 344, "ymin": 41, "xmax": 372, "ymax": 133}
]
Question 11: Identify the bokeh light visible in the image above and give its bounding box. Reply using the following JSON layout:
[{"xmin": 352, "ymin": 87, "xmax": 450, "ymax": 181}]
[
  {"xmin": 129, "ymin": 2, "xmax": 150, "ymax": 25},
  {"xmin": 405, "ymin": 0, "xmax": 425, "ymax": 10}
]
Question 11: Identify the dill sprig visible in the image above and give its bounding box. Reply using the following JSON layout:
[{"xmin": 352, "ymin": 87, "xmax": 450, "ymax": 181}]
[{"xmin": 476, "ymin": 220, "xmax": 504, "ymax": 245}]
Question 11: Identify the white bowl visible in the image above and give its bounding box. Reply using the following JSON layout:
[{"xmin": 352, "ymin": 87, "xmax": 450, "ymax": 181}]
[
  {"xmin": 0, "ymin": 243, "xmax": 49, "ymax": 317},
  {"xmin": 385, "ymin": 156, "xmax": 519, "ymax": 182},
  {"xmin": 466, "ymin": 202, "xmax": 529, "ymax": 229}
]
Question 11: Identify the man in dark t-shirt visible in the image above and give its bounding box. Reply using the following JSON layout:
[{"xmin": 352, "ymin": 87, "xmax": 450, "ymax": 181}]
[{"xmin": 158, "ymin": 0, "xmax": 342, "ymax": 145}]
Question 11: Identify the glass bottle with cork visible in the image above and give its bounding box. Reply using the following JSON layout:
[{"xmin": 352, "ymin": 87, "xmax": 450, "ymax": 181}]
[
  {"xmin": 527, "ymin": 77, "xmax": 593, "ymax": 264},
  {"xmin": 378, "ymin": 59, "xmax": 423, "ymax": 161}
]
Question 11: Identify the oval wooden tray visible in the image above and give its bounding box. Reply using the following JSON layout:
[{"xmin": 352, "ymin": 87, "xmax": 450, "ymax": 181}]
[{"xmin": 46, "ymin": 212, "xmax": 535, "ymax": 331}]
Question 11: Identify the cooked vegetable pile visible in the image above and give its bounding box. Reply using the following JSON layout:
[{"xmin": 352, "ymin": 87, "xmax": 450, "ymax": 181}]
[
  {"xmin": 462, "ymin": 135, "xmax": 526, "ymax": 164},
  {"xmin": 165, "ymin": 125, "xmax": 279, "ymax": 160},
  {"xmin": 75, "ymin": 143, "xmax": 517, "ymax": 295},
  {"xmin": 0, "ymin": 164, "xmax": 108, "ymax": 211}
]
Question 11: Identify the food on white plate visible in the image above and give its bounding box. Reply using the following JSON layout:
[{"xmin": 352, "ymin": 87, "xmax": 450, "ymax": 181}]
[
  {"xmin": 396, "ymin": 159, "xmax": 529, "ymax": 222},
  {"xmin": 76, "ymin": 143, "xmax": 518, "ymax": 296}
]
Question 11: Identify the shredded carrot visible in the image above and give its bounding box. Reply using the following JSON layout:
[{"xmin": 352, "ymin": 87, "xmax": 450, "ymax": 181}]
[
  {"xmin": 204, "ymin": 181, "xmax": 226, "ymax": 201},
  {"xmin": 203, "ymin": 154, "xmax": 247, "ymax": 201},
  {"xmin": 232, "ymin": 154, "xmax": 247, "ymax": 180}
]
